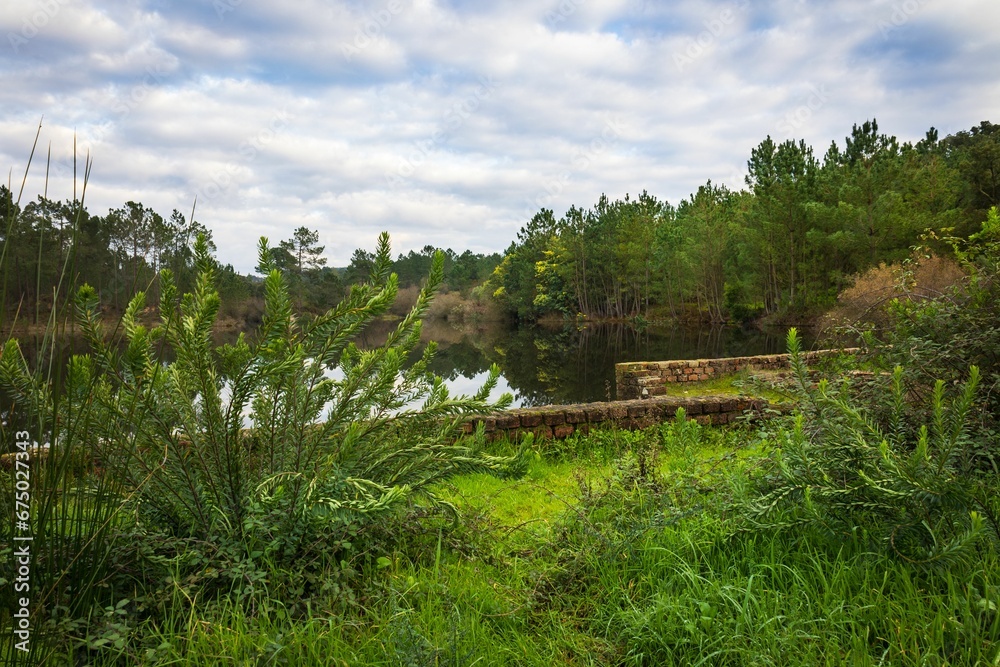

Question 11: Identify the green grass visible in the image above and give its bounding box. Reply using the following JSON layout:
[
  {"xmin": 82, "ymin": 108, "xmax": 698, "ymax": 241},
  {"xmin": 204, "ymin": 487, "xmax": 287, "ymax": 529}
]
[
  {"xmin": 651, "ymin": 370, "xmax": 796, "ymax": 406},
  {"xmin": 40, "ymin": 417, "xmax": 1000, "ymax": 666}
]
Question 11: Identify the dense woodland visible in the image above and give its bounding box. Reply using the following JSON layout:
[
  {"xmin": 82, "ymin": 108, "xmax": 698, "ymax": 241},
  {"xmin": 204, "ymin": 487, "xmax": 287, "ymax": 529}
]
[
  {"xmin": 0, "ymin": 189, "xmax": 500, "ymax": 327},
  {"xmin": 2, "ymin": 118, "xmax": 997, "ymax": 330},
  {"xmin": 489, "ymin": 119, "xmax": 1000, "ymax": 323}
]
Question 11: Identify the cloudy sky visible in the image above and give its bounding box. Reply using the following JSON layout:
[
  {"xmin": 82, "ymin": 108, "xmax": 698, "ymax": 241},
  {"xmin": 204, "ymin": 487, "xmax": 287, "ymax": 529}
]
[{"xmin": 2, "ymin": 0, "xmax": 999, "ymax": 273}]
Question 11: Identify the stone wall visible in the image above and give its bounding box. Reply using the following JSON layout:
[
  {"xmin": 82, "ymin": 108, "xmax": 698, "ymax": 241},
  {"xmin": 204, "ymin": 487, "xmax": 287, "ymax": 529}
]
[
  {"xmin": 615, "ymin": 349, "xmax": 857, "ymax": 400},
  {"xmin": 461, "ymin": 395, "xmax": 770, "ymax": 441}
]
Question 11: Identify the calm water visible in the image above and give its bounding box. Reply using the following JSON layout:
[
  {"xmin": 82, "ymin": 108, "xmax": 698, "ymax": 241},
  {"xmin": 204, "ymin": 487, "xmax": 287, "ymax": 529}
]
[
  {"xmin": 8, "ymin": 321, "xmax": 812, "ymax": 410},
  {"xmin": 360, "ymin": 320, "xmax": 812, "ymax": 407}
]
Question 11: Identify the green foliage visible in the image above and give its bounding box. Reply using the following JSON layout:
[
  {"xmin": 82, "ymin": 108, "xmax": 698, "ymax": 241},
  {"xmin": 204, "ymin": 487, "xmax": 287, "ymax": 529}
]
[
  {"xmin": 489, "ymin": 194, "xmax": 673, "ymax": 321},
  {"xmin": 851, "ymin": 207, "xmax": 1000, "ymax": 436},
  {"xmin": 940, "ymin": 120, "xmax": 1000, "ymax": 221},
  {"xmin": 0, "ymin": 140, "xmax": 132, "ymax": 665},
  {"xmin": 90, "ymin": 232, "xmax": 520, "ymax": 569},
  {"xmin": 752, "ymin": 329, "xmax": 994, "ymax": 567},
  {"xmin": 1, "ymin": 230, "xmax": 525, "ymax": 659},
  {"xmin": 386, "ymin": 245, "xmax": 501, "ymax": 293},
  {"xmin": 487, "ymin": 119, "xmax": 991, "ymax": 323},
  {"xmin": 675, "ymin": 181, "xmax": 738, "ymax": 322},
  {"xmin": 20, "ymin": 415, "xmax": 1000, "ymax": 665},
  {"xmin": 258, "ymin": 226, "xmax": 337, "ymax": 310}
]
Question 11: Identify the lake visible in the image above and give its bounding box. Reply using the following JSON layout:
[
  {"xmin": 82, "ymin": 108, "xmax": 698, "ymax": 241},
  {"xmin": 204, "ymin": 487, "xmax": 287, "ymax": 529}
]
[
  {"xmin": 358, "ymin": 319, "xmax": 811, "ymax": 407},
  {"xmin": 6, "ymin": 320, "xmax": 811, "ymax": 411}
]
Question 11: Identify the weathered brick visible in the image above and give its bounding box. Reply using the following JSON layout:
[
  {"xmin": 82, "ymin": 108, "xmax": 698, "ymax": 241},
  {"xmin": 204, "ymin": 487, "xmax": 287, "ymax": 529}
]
[
  {"xmin": 543, "ymin": 411, "xmax": 566, "ymax": 426},
  {"xmin": 532, "ymin": 425, "xmax": 553, "ymax": 440},
  {"xmin": 702, "ymin": 401, "xmax": 720, "ymax": 414},
  {"xmin": 628, "ymin": 405, "xmax": 648, "ymax": 417},
  {"xmin": 695, "ymin": 415, "xmax": 712, "ymax": 425},
  {"xmin": 497, "ymin": 414, "xmax": 520, "ymax": 429},
  {"xmin": 684, "ymin": 401, "xmax": 703, "ymax": 415},
  {"xmin": 520, "ymin": 413, "xmax": 543, "ymax": 428},
  {"xmin": 565, "ymin": 409, "xmax": 586, "ymax": 424},
  {"xmin": 554, "ymin": 424, "xmax": 575, "ymax": 438},
  {"xmin": 586, "ymin": 406, "xmax": 609, "ymax": 422}
]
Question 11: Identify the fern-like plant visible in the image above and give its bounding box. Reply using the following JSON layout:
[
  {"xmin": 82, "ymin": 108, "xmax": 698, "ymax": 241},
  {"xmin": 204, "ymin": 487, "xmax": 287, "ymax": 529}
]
[
  {"xmin": 6, "ymin": 231, "xmax": 523, "ymax": 621},
  {"xmin": 751, "ymin": 328, "xmax": 996, "ymax": 568}
]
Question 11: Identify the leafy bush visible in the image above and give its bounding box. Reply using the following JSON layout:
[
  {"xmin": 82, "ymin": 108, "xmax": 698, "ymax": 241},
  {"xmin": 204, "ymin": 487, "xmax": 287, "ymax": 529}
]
[
  {"xmin": 752, "ymin": 329, "xmax": 997, "ymax": 567},
  {"xmin": 852, "ymin": 207, "xmax": 1000, "ymax": 432},
  {"xmin": 1, "ymin": 232, "xmax": 524, "ymax": 659}
]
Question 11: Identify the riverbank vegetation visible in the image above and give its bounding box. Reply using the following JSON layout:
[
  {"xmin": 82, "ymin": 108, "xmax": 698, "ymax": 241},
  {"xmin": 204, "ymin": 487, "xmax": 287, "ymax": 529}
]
[
  {"xmin": 0, "ymin": 183, "xmax": 501, "ymax": 334},
  {"xmin": 489, "ymin": 120, "xmax": 999, "ymax": 324},
  {"xmin": 4, "ymin": 119, "xmax": 997, "ymax": 334},
  {"xmin": 3, "ymin": 121, "xmax": 1000, "ymax": 664},
  {"xmin": 1, "ymin": 204, "xmax": 999, "ymax": 663}
]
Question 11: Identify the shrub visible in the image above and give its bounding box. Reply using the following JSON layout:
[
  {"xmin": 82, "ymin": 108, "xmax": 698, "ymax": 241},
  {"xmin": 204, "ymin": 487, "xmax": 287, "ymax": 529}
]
[
  {"xmin": 821, "ymin": 252, "xmax": 966, "ymax": 333},
  {"xmin": 860, "ymin": 207, "xmax": 1000, "ymax": 432},
  {"xmin": 751, "ymin": 329, "xmax": 997, "ymax": 568},
  {"xmin": 389, "ymin": 285, "xmax": 421, "ymax": 317},
  {"xmin": 1, "ymin": 232, "xmax": 525, "ymax": 658}
]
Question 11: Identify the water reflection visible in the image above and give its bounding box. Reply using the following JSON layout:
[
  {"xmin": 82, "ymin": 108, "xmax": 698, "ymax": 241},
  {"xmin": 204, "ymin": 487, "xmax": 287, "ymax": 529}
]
[
  {"xmin": 5, "ymin": 320, "xmax": 811, "ymax": 413},
  {"xmin": 437, "ymin": 325, "xmax": 808, "ymax": 406},
  {"xmin": 360, "ymin": 319, "xmax": 812, "ymax": 407}
]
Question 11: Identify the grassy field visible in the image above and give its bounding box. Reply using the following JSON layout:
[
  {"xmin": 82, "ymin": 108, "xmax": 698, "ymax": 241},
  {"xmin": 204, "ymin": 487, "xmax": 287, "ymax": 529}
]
[{"xmin": 45, "ymin": 416, "xmax": 999, "ymax": 666}]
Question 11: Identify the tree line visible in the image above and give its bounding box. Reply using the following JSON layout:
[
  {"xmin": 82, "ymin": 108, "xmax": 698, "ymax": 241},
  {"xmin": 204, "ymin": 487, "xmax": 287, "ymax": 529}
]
[
  {"xmin": 487, "ymin": 119, "xmax": 999, "ymax": 323},
  {"xmin": 0, "ymin": 191, "xmax": 501, "ymax": 327},
  {"xmin": 0, "ymin": 195, "xmax": 229, "ymax": 320},
  {"xmin": 4, "ymin": 117, "xmax": 995, "ymax": 328}
]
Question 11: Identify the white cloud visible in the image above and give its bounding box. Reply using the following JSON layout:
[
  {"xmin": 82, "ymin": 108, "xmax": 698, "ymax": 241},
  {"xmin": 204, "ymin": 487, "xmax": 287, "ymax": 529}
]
[{"xmin": 2, "ymin": 0, "xmax": 998, "ymax": 270}]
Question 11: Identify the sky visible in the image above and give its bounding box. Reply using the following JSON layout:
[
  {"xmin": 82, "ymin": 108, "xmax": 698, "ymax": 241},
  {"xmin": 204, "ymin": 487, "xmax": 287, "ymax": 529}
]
[{"xmin": 2, "ymin": 0, "xmax": 999, "ymax": 273}]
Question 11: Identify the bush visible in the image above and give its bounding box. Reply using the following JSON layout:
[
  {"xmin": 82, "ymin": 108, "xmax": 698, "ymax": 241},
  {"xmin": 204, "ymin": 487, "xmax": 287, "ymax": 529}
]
[
  {"xmin": 751, "ymin": 329, "xmax": 997, "ymax": 568},
  {"xmin": 1, "ymin": 232, "xmax": 525, "ymax": 659},
  {"xmin": 821, "ymin": 252, "xmax": 966, "ymax": 333},
  {"xmin": 857, "ymin": 208, "xmax": 1000, "ymax": 434}
]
